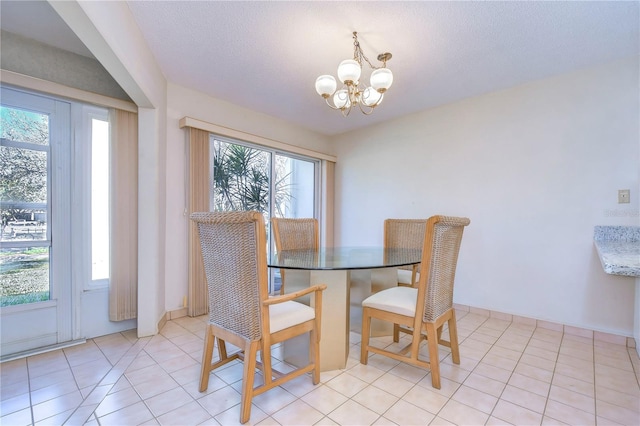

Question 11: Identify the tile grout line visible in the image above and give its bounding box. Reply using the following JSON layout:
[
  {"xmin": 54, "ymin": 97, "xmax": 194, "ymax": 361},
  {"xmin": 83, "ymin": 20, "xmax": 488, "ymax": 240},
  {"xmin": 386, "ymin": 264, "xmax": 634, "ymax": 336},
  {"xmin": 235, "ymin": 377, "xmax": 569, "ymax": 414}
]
[{"xmin": 61, "ymin": 333, "xmax": 153, "ymax": 425}]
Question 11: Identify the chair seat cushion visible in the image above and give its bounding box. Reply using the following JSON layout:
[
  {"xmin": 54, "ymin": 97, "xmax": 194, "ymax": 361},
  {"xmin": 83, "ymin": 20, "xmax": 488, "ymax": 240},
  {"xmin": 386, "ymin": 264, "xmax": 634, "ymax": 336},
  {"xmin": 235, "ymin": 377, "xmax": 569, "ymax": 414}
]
[
  {"xmin": 362, "ymin": 286, "xmax": 417, "ymax": 317},
  {"xmin": 397, "ymin": 269, "xmax": 420, "ymax": 285},
  {"xmin": 269, "ymin": 301, "xmax": 315, "ymax": 333}
]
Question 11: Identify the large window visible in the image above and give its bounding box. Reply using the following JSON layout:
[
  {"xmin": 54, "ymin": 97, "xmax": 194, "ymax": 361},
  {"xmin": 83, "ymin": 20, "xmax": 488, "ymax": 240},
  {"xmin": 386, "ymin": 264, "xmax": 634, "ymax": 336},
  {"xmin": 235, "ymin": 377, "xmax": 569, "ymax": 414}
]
[
  {"xmin": 210, "ymin": 135, "xmax": 319, "ymax": 292},
  {"xmin": 0, "ymin": 92, "xmax": 110, "ymax": 306},
  {"xmin": 0, "ymin": 105, "xmax": 51, "ymax": 306}
]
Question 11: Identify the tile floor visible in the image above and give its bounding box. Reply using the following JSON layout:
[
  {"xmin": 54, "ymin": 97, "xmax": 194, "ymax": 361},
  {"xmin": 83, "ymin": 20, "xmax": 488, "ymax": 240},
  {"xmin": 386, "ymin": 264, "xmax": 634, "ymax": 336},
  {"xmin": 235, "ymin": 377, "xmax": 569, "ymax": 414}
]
[{"xmin": 1, "ymin": 309, "xmax": 639, "ymax": 425}]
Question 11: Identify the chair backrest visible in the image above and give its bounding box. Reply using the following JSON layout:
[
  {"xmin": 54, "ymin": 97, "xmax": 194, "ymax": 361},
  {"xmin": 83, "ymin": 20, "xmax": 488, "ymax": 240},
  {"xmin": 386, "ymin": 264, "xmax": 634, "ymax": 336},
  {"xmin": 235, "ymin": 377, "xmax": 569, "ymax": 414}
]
[
  {"xmin": 271, "ymin": 218, "xmax": 319, "ymax": 252},
  {"xmin": 419, "ymin": 216, "xmax": 470, "ymax": 322},
  {"xmin": 384, "ymin": 219, "xmax": 427, "ymax": 272},
  {"xmin": 191, "ymin": 211, "xmax": 269, "ymax": 341}
]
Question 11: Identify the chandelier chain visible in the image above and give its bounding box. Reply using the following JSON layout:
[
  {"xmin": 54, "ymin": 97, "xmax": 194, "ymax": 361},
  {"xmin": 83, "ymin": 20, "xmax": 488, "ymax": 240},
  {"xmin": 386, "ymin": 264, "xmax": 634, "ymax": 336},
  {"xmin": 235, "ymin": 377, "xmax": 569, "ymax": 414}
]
[{"xmin": 352, "ymin": 32, "xmax": 382, "ymax": 70}]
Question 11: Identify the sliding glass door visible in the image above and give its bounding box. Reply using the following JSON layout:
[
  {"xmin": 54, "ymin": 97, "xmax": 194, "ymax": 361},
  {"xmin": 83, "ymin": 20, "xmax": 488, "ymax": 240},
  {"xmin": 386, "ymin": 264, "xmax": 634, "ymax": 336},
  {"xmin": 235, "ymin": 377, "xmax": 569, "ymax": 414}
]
[{"xmin": 210, "ymin": 135, "xmax": 319, "ymax": 292}]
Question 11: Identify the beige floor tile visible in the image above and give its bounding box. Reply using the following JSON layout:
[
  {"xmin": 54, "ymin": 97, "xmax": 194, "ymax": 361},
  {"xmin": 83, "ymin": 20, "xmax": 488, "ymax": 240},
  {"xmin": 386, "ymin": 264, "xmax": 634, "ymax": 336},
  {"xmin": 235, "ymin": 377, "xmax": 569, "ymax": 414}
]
[
  {"xmin": 133, "ymin": 373, "xmax": 180, "ymax": 400},
  {"xmin": 31, "ymin": 390, "xmax": 82, "ymax": 423},
  {"xmin": 97, "ymin": 400, "xmax": 155, "ymax": 425},
  {"xmin": 351, "ymin": 384, "xmax": 398, "ymax": 415},
  {"xmin": 0, "ymin": 392, "xmax": 30, "ymax": 416},
  {"xmin": 549, "ymin": 384, "xmax": 596, "ymax": 414},
  {"xmin": 595, "ymin": 385, "xmax": 640, "ymax": 412},
  {"xmin": 301, "ymin": 384, "xmax": 349, "ymax": 415},
  {"xmin": 519, "ymin": 353, "xmax": 556, "ymax": 372},
  {"xmin": 527, "ymin": 337, "xmax": 561, "ymax": 353},
  {"xmin": 428, "ymin": 415, "xmax": 457, "ymax": 425},
  {"xmin": 492, "ymin": 399, "xmax": 542, "ymax": 425},
  {"xmin": 327, "ymin": 400, "xmax": 380, "ymax": 425},
  {"xmin": 386, "ymin": 361, "xmax": 429, "ymax": 384},
  {"xmin": 524, "ymin": 344, "xmax": 558, "ymax": 362},
  {"xmin": 94, "ymin": 386, "xmax": 141, "ymax": 418},
  {"xmin": 439, "ymin": 398, "xmax": 489, "ymax": 425},
  {"xmin": 278, "ymin": 373, "xmax": 320, "ymax": 398},
  {"xmin": 30, "ymin": 378, "xmax": 79, "ymax": 405},
  {"xmin": 325, "ymin": 371, "xmax": 369, "ymax": 398},
  {"xmin": 596, "ymin": 399, "xmax": 640, "ymax": 425},
  {"xmin": 70, "ymin": 358, "xmax": 112, "ymax": 389},
  {"xmin": 346, "ymin": 362, "xmax": 385, "ymax": 384},
  {"xmin": 473, "ymin": 362, "xmax": 512, "ymax": 383},
  {"xmin": 197, "ymin": 385, "xmax": 241, "ymax": 417},
  {"xmin": 552, "ymin": 372, "xmax": 594, "ymax": 397},
  {"xmin": 451, "ymin": 384, "xmax": 498, "ymax": 414},
  {"xmin": 514, "ymin": 361, "xmax": 553, "ymax": 383},
  {"xmin": 251, "ymin": 386, "xmax": 297, "ymax": 415},
  {"xmin": 29, "ymin": 368, "xmax": 75, "ymax": 392},
  {"xmin": 156, "ymin": 400, "xmax": 212, "ymax": 426},
  {"xmin": 0, "ymin": 406, "xmax": 32, "ymax": 426},
  {"xmin": 263, "ymin": 398, "xmax": 320, "ymax": 426},
  {"xmin": 554, "ymin": 361, "xmax": 594, "ymax": 384},
  {"xmin": 500, "ymin": 384, "xmax": 547, "ymax": 414},
  {"xmin": 382, "ymin": 399, "xmax": 435, "ymax": 426},
  {"xmin": 400, "ymin": 385, "xmax": 448, "ymax": 414},
  {"xmin": 145, "ymin": 386, "xmax": 194, "ymax": 417},
  {"xmin": 463, "ymin": 372, "xmax": 506, "ymax": 397},
  {"xmin": 488, "ymin": 345, "xmax": 523, "ymax": 361},
  {"xmin": 544, "ymin": 399, "xmax": 596, "ymax": 425},
  {"xmin": 595, "ymin": 363, "xmax": 639, "ymax": 391},
  {"xmin": 415, "ymin": 375, "xmax": 461, "ymax": 398},
  {"xmin": 437, "ymin": 360, "xmax": 472, "ymax": 383},
  {"xmin": 481, "ymin": 353, "xmax": 518, "ymax": 372},
  {"xmin": 507, "ymin": 372, "xmax": 550, "ymax": 397},
  {"xmin": 372, "ymin": 373, "xmax": 415, "ymax": 397}
]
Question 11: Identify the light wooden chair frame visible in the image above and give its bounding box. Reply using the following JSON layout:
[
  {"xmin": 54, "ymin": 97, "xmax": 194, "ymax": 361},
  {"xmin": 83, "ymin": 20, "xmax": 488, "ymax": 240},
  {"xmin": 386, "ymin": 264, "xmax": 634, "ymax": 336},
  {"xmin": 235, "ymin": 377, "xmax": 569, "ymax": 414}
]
[
  {"xmin": 361, "ymin": 215, "xmax": 470, "ymax": 389},
  {"xmin": 192, "ymin": 211, "xmax": 326, "ymax": 424},
  {"xmin": 271, "ymin": 217, "xmax": 319, "ymax": 295}
]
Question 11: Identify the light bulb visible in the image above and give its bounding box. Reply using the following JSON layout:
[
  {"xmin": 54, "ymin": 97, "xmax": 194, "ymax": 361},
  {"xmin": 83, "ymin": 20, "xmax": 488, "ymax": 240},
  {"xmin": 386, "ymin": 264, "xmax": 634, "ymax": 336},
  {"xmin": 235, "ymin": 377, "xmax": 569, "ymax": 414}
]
[
  {"xmin": 337, "ymin": 59, "xmax": 361, "ymax": 84},
  {"xmin": 370, "ymin": 68, "xmax": 393, "ymax": 92},
  {"xmin": 362, "ymin": 87, "xmax": 383, "ymax": 106},
  {"xmin": 333, "ymin": 89, "xmax": 351, "ymax": 109},
  {"xmin": 315, "ymin": 75, "xmax": 337, "ymax": 97}
]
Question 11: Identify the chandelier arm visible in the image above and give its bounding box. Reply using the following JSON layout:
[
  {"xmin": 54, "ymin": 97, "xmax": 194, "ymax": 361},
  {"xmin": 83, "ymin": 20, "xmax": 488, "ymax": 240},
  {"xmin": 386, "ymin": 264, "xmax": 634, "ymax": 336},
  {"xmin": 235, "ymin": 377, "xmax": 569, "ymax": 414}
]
[
  {"xmin": 356, "ymin": 101, "xmax": 376, "ymax": 115},
  {"xmin": 323, "ymin": 97, "xmax": 341, "ymax": 110}
]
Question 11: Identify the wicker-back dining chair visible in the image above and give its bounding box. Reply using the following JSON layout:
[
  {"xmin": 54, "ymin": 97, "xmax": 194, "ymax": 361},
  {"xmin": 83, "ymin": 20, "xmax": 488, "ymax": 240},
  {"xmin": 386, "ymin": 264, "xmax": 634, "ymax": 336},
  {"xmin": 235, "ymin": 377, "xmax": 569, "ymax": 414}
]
[
  {"xmin": 362, "ymin": 215, "xmax": 470, "ymax": 389},
  {"xmin": 385, "ymin": 219, "xmax": 428, "ymax": 341},
  {"xmin": 191, "ymin": 211, "xmax": 326, "ymax": 424},
  {"xmin": 271, "ymin": 217, "xmax": 319, "ymax": 294}
]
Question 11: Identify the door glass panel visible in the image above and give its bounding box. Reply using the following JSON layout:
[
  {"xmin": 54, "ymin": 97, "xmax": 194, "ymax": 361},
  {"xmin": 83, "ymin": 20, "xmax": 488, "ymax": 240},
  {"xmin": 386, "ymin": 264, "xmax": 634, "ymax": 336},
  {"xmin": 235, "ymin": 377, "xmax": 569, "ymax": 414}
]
[
  {"xmin": 0, "ymin": 106, "xmax": 51, "ymax": 306},
  {"xmin": 210, "ymin": 137, "xmax": 319, "ymax": 294},
  {"xmin": 91, "ymin": 117, "xmax": 110, "ymax": 281},
  {"xmin": 273, "ymin": 154, "xmax": 315, "ymax": 218},
  {"xmin": 211, "ymin": 140, "xmax": 271, "ymax": 214}
]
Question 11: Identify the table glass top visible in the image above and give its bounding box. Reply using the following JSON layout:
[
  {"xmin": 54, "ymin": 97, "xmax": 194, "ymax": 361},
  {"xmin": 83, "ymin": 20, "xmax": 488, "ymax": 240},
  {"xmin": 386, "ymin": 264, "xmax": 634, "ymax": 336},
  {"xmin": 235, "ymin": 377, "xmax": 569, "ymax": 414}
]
[{"xmin": 268, "ymin": 247, "xmax": 422, "ymax": 270}]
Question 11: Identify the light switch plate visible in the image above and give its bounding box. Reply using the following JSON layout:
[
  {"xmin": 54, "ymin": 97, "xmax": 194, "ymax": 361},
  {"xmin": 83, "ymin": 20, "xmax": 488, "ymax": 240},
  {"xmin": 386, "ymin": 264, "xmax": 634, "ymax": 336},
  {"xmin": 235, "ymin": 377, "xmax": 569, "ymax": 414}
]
[{"xmin": 618, "ymin": 189, "xmax": 630, "ymax": 203}]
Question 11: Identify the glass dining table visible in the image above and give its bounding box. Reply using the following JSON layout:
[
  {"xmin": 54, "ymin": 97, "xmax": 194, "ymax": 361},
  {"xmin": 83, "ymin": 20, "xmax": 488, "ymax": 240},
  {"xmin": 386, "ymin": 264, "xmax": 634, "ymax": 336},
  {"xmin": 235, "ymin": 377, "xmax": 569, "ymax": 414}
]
[{"xmin": 268, "ymin": 247, "xmax": 421, "ymax": 371}]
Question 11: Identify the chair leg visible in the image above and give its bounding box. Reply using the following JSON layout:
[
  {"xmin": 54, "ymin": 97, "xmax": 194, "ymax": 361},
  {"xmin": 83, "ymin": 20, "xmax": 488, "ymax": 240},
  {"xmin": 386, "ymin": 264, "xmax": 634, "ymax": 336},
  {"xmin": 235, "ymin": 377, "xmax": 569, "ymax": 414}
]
[
  {"xmin": 360, "ymin": 308, "xmax": 371, "ymax": 365},
  {"xmin": 425, "ymin": 322, "xmax": 441, "ymax": 389},
  {"xmin": 393, "ymin": 323, "xmax": 400, "ymax": 343},
  {"xmin": 239, "ymin": 340, "xmax": 260, "ymax": 424},
  {"xmin": 311, "ymin": 327, "xmax": 321, "ymax": 384},
  {"xmin": 199, "ymin": 325, "xmax": 215, "ymax": 392},
  {"xmin": 448, "ymin": 311, "xmax": 461, "ymax": 365}
]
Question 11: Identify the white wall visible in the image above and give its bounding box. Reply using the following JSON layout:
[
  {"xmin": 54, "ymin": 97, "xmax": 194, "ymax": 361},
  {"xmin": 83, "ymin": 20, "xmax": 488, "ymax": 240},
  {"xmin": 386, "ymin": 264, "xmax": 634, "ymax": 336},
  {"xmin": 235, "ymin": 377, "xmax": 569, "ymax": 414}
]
[
  {"xmin": 164, "ymin": 83, "xmax": 333, "ymax": 312},
  {"xmin": 333, "ymin": 57, "xmax": 640, "ymax": 336},
  {"xmin": 53, "ymin": 1, "xmax": 169, "ymax": 337}
]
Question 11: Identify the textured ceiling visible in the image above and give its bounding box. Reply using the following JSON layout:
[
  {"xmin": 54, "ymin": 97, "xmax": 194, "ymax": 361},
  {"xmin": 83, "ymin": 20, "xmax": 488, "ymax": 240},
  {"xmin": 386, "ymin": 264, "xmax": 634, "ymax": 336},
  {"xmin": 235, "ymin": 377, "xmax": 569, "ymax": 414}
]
[{"xmin": 2, "ymin": 1, "xmax": 639, "ymax": 136}]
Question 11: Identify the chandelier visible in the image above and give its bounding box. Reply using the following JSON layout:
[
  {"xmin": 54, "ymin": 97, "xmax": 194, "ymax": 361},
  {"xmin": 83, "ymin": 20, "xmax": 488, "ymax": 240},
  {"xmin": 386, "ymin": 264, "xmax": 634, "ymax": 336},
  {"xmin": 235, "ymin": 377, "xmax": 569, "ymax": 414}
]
[{"xmin": 315, "ymin": 31, "xmax": 393, "ymax": 116}]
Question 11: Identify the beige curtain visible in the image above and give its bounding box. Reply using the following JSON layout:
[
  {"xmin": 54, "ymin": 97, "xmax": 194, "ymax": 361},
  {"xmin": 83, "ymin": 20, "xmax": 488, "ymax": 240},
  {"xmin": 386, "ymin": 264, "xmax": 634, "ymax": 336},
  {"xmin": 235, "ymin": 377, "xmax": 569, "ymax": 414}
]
[
  {"xmin": 188, "ymin": 128, "xmax": 210, "ymax": 316},
  {"xmin": 109, "ymin": 109, "xmax": 138, "ymax": 321}
]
